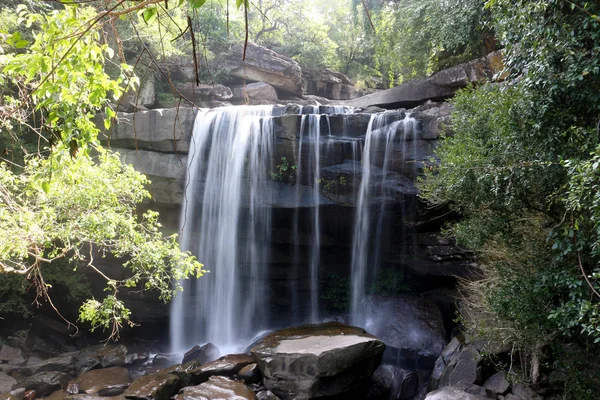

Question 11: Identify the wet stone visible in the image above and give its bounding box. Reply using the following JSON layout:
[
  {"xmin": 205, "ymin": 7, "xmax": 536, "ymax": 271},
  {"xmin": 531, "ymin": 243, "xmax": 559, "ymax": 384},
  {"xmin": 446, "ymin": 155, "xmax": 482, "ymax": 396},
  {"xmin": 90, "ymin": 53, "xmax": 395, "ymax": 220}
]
[
  {"xmin": 237, "ymin": 364, "xmax": 261, "ymax": 385},
  {"xmin": 77, "ymin": 366, "xmax": 131, "ymax": 396},
  {"xmin": 123, "ymin": 373, "xmax": 180, "ymax": 400},
  {"xmin": 15, "ymin": 371, "xmax": 70, "ymax": 397},
  {"xmin": 182, "ymin": 344, "xmax": 220, "ymax": 366},
  {"xmin": 189, "ymin": 354, "xmax": 255, "ymax": 384},
  {"xmin": 175, "ymin": 376, "xmax": 255, "ymax": 400}
]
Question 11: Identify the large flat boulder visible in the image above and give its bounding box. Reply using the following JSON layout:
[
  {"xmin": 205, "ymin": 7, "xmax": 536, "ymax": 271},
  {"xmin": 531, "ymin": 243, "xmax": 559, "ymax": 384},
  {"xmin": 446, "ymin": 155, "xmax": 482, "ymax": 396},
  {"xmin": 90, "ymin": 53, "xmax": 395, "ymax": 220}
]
[
  {"xmin": 250, "ymin": 322, "xmax": 385, "ymax": 400},
  {"xmin": 348, "ymin": 52, "xmax": 503, "ymax": 109},
  {"xmin": 222, "ymin": 43, "xmax": 303, "ymax": 96}
]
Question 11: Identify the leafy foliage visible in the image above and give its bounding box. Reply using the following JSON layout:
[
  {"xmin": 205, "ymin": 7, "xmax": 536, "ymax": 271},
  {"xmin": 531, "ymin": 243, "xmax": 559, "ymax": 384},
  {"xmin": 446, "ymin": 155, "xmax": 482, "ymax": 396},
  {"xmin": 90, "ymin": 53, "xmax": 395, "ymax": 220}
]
[{"xmin": 419, "ymin": 0, "xmax": 600, "ymax": 393}]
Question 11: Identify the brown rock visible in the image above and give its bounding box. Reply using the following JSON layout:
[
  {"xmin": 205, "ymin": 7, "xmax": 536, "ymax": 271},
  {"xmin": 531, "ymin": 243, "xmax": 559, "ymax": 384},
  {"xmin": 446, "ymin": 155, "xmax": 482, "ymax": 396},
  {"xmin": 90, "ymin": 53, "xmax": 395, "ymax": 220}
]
[
  {"xmin": 77, "ymin": 367, "xmax": 131, "ymax": 396},
  {"xmin": 175, "ymin": 376, "xmax": 255, "ymax": 400},
  {"xmin": 189, "ymin": 354, "xmax": 255, "ymax": 384},
  {"xmin": 123, "ymin": 373, "xmax": 180, "ymax": 400}
]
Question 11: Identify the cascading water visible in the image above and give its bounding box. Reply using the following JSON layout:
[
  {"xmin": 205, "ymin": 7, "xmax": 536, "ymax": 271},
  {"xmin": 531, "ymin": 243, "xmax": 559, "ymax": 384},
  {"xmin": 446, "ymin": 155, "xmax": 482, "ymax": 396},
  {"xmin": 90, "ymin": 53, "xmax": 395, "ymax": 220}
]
[
  {"xmin": 350, "ymin": 112, "xmax": 418, "ymax": 328},
  {"xmin": 170, "ymin": 103, "xmax": 417, "ymax": 353},
  {"xmin": 171, "ymin": 106, "xmax": 274, "ymax": 353}
]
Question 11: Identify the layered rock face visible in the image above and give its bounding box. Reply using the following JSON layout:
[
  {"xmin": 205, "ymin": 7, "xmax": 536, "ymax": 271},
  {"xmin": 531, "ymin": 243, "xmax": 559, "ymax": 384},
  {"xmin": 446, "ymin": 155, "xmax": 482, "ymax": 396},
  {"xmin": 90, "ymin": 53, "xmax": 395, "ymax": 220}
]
[
  {"xmin": 221, "ymin": 43, "xmax": 304, "ymax": 97},
  {"xmin": 348, "ymin": 51, "xmax": 504, "ymax": 108}
]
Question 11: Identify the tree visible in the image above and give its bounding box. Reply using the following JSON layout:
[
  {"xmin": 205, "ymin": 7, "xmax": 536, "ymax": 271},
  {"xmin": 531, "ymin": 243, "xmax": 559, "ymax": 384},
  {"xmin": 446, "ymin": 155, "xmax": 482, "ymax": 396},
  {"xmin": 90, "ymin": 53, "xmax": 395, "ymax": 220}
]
[{"xmin": 0, "ymin": 4, "xmax": 204, "ymax": 340}]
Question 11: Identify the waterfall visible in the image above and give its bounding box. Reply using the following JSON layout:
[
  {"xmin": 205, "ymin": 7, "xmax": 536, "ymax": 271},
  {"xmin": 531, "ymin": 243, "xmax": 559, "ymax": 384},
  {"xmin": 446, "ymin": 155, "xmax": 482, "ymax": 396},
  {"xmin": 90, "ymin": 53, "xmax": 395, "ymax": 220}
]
[
  {"xmin": 170, "ymin": 103, "xmax": 416, "ymax": 353},
  {"xmin": 350, "ymin": 112, "xmax": 418, "ymax": 328},
  {"xmin": 171, "ymin": 106, "xmax": 273, "ymax": 353}
]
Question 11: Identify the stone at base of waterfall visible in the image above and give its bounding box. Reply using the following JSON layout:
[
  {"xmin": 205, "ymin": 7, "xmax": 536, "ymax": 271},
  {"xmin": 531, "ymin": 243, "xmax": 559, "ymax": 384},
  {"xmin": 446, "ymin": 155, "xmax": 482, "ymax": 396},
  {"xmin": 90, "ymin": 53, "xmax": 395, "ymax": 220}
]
[
  {"xmin": 425, "ymin": 386, "xmax": 490, "ymax": 400},
  {"xmin": 123, "ymin": 373, "xmax": 180, "ymax": 400},
  {"xmin": 250, "ymin": 322, "xmax": 385, "ymax": 400},
  {"xmin": 182, "ymin": 344, "xmax": 220, "ymax": 365},
  {"xmin": 189, "ymin": 354, "xmax": 255, "ymax": 383},
  {"xmin": 77, "ymin": 366, "xmax": 131, "ymax": 396},
  {"xmin": 14, "ymin": 372, "xmax": 71, "ymax": 397},
  {"xmin": 175, "ymin": 376, "xmax": 255, "ymax": 400}
]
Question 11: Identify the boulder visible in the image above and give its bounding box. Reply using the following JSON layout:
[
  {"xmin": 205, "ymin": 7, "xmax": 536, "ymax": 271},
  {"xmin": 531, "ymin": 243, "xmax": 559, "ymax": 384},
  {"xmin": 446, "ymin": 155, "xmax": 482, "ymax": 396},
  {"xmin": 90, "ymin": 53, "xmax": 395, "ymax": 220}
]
[
  {"xmin": 118, "ymin": 76, "xmax": 156, "ymax": 112},
  {"xmin": 348, "ymin": 52, "xmax": 504, "ymax": 109},
  {"xmin": 361, "ymin": 296, "xmax": 447, "ymax": 368},
  {"xmin": 303, "ymin": 68, "xmax": 358, "ymax": 100},
  {"xmin": 250, "ymin": 322, "xmax": 385, "ymax": 400},
  {"xmin": 222, "ymin": 43, "xmax": 303, "ymax": 96},
  {"xmin": 19, "ymin": 354, "xmax": 76, "ymax": 375},
  {"xmin": 483, "ymin": 372, "xmax": 509, "ymax": 395},
  {"xmin": 431, "ymin": 336, "xmax": 465, "ymax": 389},
  {"xmin": 77, "ymin": 367, "xmax": 131, "ymax": 396},
  {"xmin": 182, "ymin": 344, "xmax": 220, "ymax": 366},
  {"xmin": 510, "ymin": 383, "xmax": 541, "ymax": 400},
  {"xmin": 233, "ymin": 82, "xmax": 278, "ymax": 103},
  {"xmin": 175, "ymin": 84, "xmax": 233, "ymax": 103},
  {"xmin": 0, "ymin": 372, "xmax": 17, "ymax": 393},
  {"xmin": 14, "ymin": 371, "xmax": 71, "ymax": 397},
  {"xmin": 425, "ymin": 386, "xmax": 490, "ymax": 400},
  {"xmin": 256, "ymin": 390, "xmax": 279, "ymax": 400},
  {"xmin": 74, "ymin": 345, "xmax": 128, "ymax": 373},
  {"xmin": 453, "ymin": 381, "xmax": 495, "ymax": 399},
  {"xmin": 438, "ymin": 345, "xmax": 481, "ymax": 388},
  {"xmin": 174, "ymin": 376, "xmax": 255, "ymax": 400},
  {"xmin": 237, "ymin": 364, "xmax": 261, "ymax": 385},
  {"xmin": 123, "ymin": 373, "xmax": 180, "ymax": 400},
  {"xmin": 189, "ymin": 354, "xmax": 255, "ymax": 383},
  {"xmin": 0, "ymin": 347, "xmax": 25, "ymax": 365}
]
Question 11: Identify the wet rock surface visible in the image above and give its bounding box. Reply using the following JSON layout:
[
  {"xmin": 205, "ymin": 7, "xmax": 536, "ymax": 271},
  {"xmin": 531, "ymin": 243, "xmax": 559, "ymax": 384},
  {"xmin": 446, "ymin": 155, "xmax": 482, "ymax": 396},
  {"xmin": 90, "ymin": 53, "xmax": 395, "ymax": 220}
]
[
  {"xmin": 250, "ymin": 322, "xmax": 385, "ymax": 400},
  {"xmin": 14, "ymin": 371, "xmax": 70, "ymax": 397},
  {"xmin": 181, "ymin": 344, "xmax": 220, "ymax": 366},
  {"xmin": 175, "ymin": 376, "xmax": 255, "ymax": 400},
  {"xmin": 77, "ymin": 366, "xmax": 131, "ymax": 396},
  {"xmin": 123, "ymin": 372, "xmax": 180, "ymax": 400}
]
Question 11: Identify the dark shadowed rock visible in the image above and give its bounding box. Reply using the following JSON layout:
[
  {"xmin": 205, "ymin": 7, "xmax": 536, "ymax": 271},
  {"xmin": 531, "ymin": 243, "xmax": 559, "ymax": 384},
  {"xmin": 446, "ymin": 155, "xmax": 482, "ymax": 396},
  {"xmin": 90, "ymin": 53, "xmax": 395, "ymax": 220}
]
[
  {"xmin": 123, "ymin": 373, "xmax": 180, "ymax": 400},
  {"xmin": 222, "ymin": 43, "xmax": 303, "ymax": 96},
  {"xmin": 77, "ymin": 367, "xmax": 131, "ymax": 396},
  {"xmin": 453, "ymin": 382, "xmax": 495, "ymax": 399},
  {"xmin": 238, "ymin": 364, "xmax": 261, "ymax": 385},
  {"xmin": 483, "ymin": 372, "xmax": 509, "ymax": 395},
  {"xmin": 431, "ymin": 336, "xmax": 465, "ymax": 389},
  {"xmin": 0, "ymin": 372, "xmax": 17, "ymax": 393},
  {"xmin": 189, "ymin": 354, "xmax": 255, "ymax": 384},
  {"xmin": 19, "ymin": 355, "xmax": 75, "ymax": 375},
  {"xmin": 367, "ymin": 365, "xmax": 419, "ymax": 400},
  {"xmin": 439, "ymin": 345, "xmax": 481, "ymax": 388},
  {"xmin": 74, "ymin": 345, "xmax": 128, "ymax": 373},
  {"xmin": 182, "ymin": 344, "xmax": 220, "ymax": 366},
  {"xmin": 349, "ymin": 52, "xmax": 503, "ymax": 109},
  {"xmin": 256, "ymin": 390, "xmax": 279, "ymax": 400},
  {"xmin": 175, "ymin": 376, "xmax": 255, "ymax": 400},
  {"xmin": 14, "ymin": 371, "xmax": 71, "ymax": 397},
  {"xmin": 0, "ymin": 347, "xmax": 25, "ymax": 366},
  {"xmin": 250, "ymin": 322, "xmax": 385, "ymax": 400}
]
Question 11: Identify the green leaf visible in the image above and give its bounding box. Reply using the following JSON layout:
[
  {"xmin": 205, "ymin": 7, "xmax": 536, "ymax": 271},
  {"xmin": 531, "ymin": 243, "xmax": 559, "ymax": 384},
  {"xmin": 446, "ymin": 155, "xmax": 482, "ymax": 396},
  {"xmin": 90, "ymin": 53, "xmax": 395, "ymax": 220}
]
[
  {"xmin": 141, "ymin": 7, "xmax": 158, "ymax": 23},
  {"xmin": 15, "ymin": 39, "xmax": 29, "ymax": 49},
  {"xmin": 41, "ymin": 181, "xmax": 50, "ymax": 193},
  {"xmin": 190, "ymin": 0, "xmax": 207, "ymax": 8}
]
